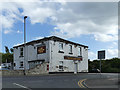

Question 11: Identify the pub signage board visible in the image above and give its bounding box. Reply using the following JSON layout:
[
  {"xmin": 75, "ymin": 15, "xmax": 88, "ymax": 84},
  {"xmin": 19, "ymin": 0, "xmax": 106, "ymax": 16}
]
[
  {"xmin": 64, "ymin": 56, "xmax": 82, "ymax": 61},
  {"xmin": 37, "ymin": 46, "xmax": 46, "ymax": 54}
]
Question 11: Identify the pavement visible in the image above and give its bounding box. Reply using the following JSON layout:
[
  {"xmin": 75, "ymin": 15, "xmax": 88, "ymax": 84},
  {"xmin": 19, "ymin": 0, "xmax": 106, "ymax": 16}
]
[{"xmin": 1, "ymin": 73, "xmax": 120, "ymax": 89}]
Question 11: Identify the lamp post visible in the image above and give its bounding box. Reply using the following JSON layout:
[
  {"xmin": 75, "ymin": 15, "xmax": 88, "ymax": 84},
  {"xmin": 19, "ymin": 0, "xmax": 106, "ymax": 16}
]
[{"xmin": 24, "ymin": 16, "xmax": 27, "ymax": 75}]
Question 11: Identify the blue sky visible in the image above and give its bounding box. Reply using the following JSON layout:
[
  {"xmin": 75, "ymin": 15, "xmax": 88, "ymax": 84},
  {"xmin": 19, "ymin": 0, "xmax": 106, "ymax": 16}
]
[{"xmin": 1, "ymin": 1, "xmax": 118, "ymax": 60}]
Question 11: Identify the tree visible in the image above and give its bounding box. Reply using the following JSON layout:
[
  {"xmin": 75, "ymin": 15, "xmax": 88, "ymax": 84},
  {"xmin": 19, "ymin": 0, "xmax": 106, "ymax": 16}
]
[
  {"xmin": 89, "ymin": 58, "xmax": 120, "ymax": 73},
  {"xmin": 0, "ymin": 53, "xmax": 2, "ymax": 64},
  {"xmin": 2, "ymin": 53, "xmax": 13, "ymax": 63},
  {"xmin": 2, "ymin": 46, "xmax": 13, "ymax": 63},
  {"xmin": 10, "ymin": 48, "xmax": 13, "ymax": 53},
  {"xmin": 5, "ymin": 46, "xmax": 9, "ymax": 53}
]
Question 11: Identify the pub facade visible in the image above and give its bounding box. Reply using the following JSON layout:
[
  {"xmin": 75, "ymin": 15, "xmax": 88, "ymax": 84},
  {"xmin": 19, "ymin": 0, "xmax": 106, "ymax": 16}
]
[{"xmin": 13, "ymin": 36, "xmax": 88, "ymax": 73}]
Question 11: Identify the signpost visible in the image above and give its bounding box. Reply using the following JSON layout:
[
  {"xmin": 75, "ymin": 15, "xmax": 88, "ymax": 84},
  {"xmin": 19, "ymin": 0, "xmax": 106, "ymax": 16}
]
[{"xmin": 98, "ymin": 50, "xmax": 105, "ymax": 73}]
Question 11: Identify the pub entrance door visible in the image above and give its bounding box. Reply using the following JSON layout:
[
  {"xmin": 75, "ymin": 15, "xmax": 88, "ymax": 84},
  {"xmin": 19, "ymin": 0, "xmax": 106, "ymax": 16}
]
[{"xmin": 74, "ymin": 61, "xmax": 78, "ymax": 74}]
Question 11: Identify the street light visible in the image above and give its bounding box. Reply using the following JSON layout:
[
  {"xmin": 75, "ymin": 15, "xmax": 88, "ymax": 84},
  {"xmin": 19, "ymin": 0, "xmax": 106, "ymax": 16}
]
[{"xmin": 24, "ymin": 16, "xmax": 27, "ymax": 75}]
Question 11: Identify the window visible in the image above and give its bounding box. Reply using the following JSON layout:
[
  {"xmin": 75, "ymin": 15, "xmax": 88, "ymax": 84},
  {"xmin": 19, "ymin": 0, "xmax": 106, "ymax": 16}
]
[
  {"xmin": 78, "ymin": 47, "xmax": 82, "ymax": 56},
  {"xmin": 69, "ymin": 45, "xmax": 72, "ymax": 54},
  {"xmin": 59, "ymin": 43, "xmax": 63, "ymax": 51},
  {"xmin": 59, "ymin": 61, "xmax": 63, "ymax": 66},
  {"xmin": 58, "ymin": 43, "xmax": 64, "ymax": 53},
  {"xmin": 20, "ymin": 61, "xmax": 23, "ymax": 68},
  {"xmin": 59, "ymin": 61, "xmax": 63, "ymax": 71},
  {"xmin": 20, "ymin": 48, "xmax": 23, "ymax": 57},
  {"xmin": 14, "ymin": 63, "xmax": 16, "ymax": 67}
]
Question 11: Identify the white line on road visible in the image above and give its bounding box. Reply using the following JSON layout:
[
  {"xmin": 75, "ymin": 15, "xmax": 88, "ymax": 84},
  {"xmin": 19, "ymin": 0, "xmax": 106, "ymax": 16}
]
[
  {"xmin": 88, "ymin": 73, "xmax": 118, "ymax": 75},
  {"xmin": 108, "ymin": 78, "xmax": 118, "ymax": 80},
  {"xmin": 102, "ymin": 73, "xmax": 118, "ymax": 76},
  {"xmin": 13, "ymin": 83, "xmax": 32, "ymax": 90}
]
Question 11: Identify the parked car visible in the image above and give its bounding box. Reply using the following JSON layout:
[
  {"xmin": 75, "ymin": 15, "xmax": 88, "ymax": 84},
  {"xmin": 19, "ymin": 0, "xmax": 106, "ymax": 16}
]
[
  {"xmin": 90, "ymin": 68, "xmax": 100, "ymax": 73},
  {"xmin": 0, "ymin": 66, "xmax": 10, "ymax": 70}
]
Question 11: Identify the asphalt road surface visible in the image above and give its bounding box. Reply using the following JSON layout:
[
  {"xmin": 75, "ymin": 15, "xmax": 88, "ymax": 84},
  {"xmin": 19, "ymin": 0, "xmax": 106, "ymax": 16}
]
[{"xmin": 2, "ymin": 73, "xmax": 119, "ymax": 89}]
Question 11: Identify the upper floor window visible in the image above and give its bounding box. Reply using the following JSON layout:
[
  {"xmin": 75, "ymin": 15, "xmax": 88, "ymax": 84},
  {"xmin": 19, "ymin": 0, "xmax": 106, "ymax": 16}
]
[
  {"xmin": 78, "ymin": 47, "xmax": 82, "ymax": 56},
  {"xmin": 69, "ymin": 45, "xmax": 72, "ymax": 54},
  {"xmin": 20, "ymin": 48, "xmax": 23, "ymax": 57},
  {"xmin": 59, "ymin": 43, "xmax": 63, "ymax": 51}
]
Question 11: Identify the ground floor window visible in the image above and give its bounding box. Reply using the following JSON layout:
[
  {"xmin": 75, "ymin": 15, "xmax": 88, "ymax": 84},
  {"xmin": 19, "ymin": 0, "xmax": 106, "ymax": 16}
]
[
  {"xmin": 14, "ymin": 63, "xmax": 16, "ymax": 67},
  {"xmin": 59, "ymin": 61, "xmax": 64, "ymax": 71},
  {"xmin": 29, "ymin": 60, "xmax": 43, "ymax": 69},
  {"xmin": 20, "ymin": 61, "xmax": 23, "ymax": 68}
]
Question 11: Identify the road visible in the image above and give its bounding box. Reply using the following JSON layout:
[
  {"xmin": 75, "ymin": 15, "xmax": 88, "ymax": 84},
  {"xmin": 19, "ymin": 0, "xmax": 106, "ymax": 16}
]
[{"xmin": 2, "ymin": 73, "xmax": 119, "ymax": 89}]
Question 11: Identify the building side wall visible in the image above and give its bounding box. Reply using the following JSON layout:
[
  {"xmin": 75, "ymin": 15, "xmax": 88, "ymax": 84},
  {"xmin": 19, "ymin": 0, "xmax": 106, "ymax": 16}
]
[
  {"xmin": 14, "ymin": 41, "xmax": 50, "ymax": 70},
  {"xmin": 78, "ymin": 48, "xmax": 88, "ymax": 72},
  {"xmin": 49, "ymin": 40, "xmax": 88, "ymax": 72}
]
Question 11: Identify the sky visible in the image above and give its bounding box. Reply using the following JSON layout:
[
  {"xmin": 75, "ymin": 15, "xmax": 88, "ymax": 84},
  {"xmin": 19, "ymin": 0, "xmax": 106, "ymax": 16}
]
[{"xmin": 0, "ymin": 0, "xmax": 119, "ymax": 60}]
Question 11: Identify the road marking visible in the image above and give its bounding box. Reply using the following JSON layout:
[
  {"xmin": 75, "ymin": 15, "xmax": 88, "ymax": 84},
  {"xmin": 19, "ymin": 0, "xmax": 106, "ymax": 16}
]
[
  {"xmin": 13, "ymin": 83, "xmax": 32, "ymax": 90},
  {"xmin": 108, "ymin": 78, "xmax": 118, "ymax": 80},
  {"xmin": 78, "ymin": 79, "xmax": 88, "ymax": 88}
]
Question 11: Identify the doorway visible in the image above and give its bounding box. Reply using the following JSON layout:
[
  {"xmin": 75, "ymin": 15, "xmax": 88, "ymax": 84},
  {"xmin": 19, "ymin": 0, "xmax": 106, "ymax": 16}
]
[{"xmin": 74, "ymin": 63, "xmax": 78, "ymax": 74}]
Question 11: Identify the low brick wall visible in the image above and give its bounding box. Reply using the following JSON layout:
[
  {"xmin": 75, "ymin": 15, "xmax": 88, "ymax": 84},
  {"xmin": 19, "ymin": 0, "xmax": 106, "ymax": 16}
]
[
  {"xmin": 1, "ymin": 70, "xmax": 24, "ymax": 76},
  {"xmin": 26, "ymin": 62, "xmax": 49, "ymax": 75},
  {"xmin": 1, "ymin": 62, "xmax": 49, "ymax": 76}
]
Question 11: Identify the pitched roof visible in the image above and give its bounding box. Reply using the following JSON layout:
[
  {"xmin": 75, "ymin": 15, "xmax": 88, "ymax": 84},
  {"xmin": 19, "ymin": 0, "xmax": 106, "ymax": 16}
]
[{"xmin": 13, "ymin": 36, "xmax": 88, "ymax": 48}]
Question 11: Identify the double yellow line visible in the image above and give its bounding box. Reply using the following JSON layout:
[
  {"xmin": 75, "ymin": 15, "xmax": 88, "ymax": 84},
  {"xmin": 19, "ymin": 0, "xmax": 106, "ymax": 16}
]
[{"xmin": 78, "ymin": 79, "xmax": 88, "ymax": 88}]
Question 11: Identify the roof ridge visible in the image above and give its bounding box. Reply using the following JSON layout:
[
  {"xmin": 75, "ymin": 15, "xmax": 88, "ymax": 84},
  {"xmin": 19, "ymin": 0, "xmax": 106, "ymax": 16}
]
[{"xmin": 13, "ymin": 36, "xmax": 88, "ymax": 48}]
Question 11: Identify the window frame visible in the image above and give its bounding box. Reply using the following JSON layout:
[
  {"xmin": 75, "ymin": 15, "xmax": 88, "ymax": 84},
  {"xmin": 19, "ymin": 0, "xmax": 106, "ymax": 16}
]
[
  {"xmin": 69, "ymin": 45, "xmax": 73, "ymax": 54},
  {"xmin": 78, "ymin": 47, "xmax": 82, "ymax": 56},
  {"xmin": 59, "ymin": 43, "xmax": 64, "ymax": 51},
  {"xmin": 59, "ymin": 61, "xmax": 64, "ymax": 71},
  {"xmin": 20, "ymin": 61, "xmax": 24, "ymax": 68},
  {"xmin": 58, "ymin": 42, "xmax": 64, "ymax": 53},
  {"xmin": 20, "ymin": 47, "xmax": 24, "ymax": 57}
]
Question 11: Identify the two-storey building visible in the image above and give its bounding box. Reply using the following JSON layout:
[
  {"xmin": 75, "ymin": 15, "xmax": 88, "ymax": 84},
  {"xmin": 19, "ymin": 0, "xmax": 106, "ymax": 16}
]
[{"xmin": 13, "ymin": 36, "xmax": 88, "ymax": 73}]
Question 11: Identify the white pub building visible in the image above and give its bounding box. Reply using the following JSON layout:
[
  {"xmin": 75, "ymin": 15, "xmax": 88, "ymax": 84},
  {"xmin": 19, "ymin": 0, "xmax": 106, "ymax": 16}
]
[{"xmin": 13, "ymin": 36, "xmax": 88, "ymax": 73}]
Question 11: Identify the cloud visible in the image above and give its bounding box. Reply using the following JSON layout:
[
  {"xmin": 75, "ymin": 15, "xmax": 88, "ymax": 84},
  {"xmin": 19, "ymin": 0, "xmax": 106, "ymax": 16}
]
[
  {"xmin": 16, "ymin": 30, "xmax": 22, "ymax": 34},
  {"xmin": 107, "ymin": 49, "xmax": 118, "ymax": 58},
  {"xmin": 33, "ymin": 36, "xmax": 44, "ymax": 40},
  {"xmin": 1, "ymin": 1, "xmax": 118, "ymax": 59},
  {"xmin": 1, "ymin": 2, "xmax": 118, "ymax": 42},
  {"xmin": 108, "ymin": 41, "xmax": 118, "ymax": 49},
  {"xmin": 3, "ymin": 29, "xmax": 23, "ymax": 34},
  {"xmin": 51, "ymin": 2, "xmax": 118, "ymax": 42},
  {"xmin": 88, "ymin": 48, "xmax": 118, "ymax": 61},
  {"xmin": 88, "ymin": 51, "xmax": 97, "ymax": 61},
  {"xmin": 4, "ymin": 30, "xmax": 13, "ymax": 34},
  {"xmin": 1, "ymin": 2, "xmax": 22, "ymax": 29},
  {"xmin": 94, "ymin": 34, "xmax": 118, "ymax": 42}
]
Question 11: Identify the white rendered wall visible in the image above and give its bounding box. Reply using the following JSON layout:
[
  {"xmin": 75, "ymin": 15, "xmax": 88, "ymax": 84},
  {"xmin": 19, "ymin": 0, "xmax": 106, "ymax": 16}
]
[
  {"xmin": 49, "ymin": 40, "xmax": 88, "ymax": 72},
  {"xmin": 14, "ymin": 40, "xmax": 88, "ymax": 72},
  {"xmin": 14, "ymin": 41, "xmax": 50, "ymax": 70}
]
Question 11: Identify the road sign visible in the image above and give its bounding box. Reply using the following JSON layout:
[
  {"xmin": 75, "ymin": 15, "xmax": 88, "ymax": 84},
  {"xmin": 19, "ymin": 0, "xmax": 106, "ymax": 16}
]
[{"xmin": 98, "ymin": 50, "xmax": 105, "ymax": 59}]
